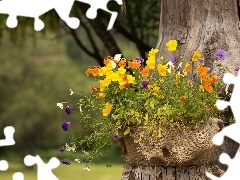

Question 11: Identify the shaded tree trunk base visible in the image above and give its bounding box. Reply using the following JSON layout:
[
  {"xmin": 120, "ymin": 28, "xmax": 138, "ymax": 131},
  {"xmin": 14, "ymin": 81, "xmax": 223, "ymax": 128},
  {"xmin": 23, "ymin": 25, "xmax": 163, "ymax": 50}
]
[{"xmin": 122, "ymin": 164, "xmax": 224, "ymax": 180}]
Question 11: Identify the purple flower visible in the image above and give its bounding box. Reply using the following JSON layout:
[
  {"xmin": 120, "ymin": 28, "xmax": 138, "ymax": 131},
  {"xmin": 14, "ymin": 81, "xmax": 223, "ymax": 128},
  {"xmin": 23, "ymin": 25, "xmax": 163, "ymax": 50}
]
[
  {"xmin": 179, "ymin": 67, "xmax": 184, "ymax": 74},
  {"xmin": 235, "ymin": 65, "xmax": 240, "ymax": 71},
  {"xmin": 216, "ymin": 49, "xmax": 227, "ymax": 61},
  {"xmin": 65, "ymin": 105, "xmax": 73, "ymax": 115},
  {"xmin": 82, "ymin": 158, "xmax": 89, "ymax": 163},
  {"xmin": 114, "ymin": 134, "xmax": 122, "ymax": 140},
  {"xmin": 142, "ymin": 81, "xmax": 149, "ymax": 88},
  {"xmin": 220, "ymin": 74, "xmax": 224, "ymax": 79},
  {"xmin": 67, "ymin": 137, "xmax": 71, "ymax": 142},
  {"xmin": 199, "ymin": 58, "xmax": 204, "ymax": 65},
  {"xmin": 170, "ymin": 55, "xmax": 177, "ymax": 66},
  {"xmin": 62, "ymin": 121, "xmax": 70, "ymax": 131},
  {"xmin": 61, "ymin": 159, "xmax": 71, "ymax": 165},
  {"xmin": 59, "ymin": 147, "xmax": 64, "ymax": 154},
  {"xmin": 136, "ymin": 57, "xmax": 145, "ymax": 67},
  {"xmin": 220, "ymin": 87, "xmax": 226, "ymax": 93},
  {"xmin": 90, "ymin": 129, "xmax": 95, "ymax": 135}
]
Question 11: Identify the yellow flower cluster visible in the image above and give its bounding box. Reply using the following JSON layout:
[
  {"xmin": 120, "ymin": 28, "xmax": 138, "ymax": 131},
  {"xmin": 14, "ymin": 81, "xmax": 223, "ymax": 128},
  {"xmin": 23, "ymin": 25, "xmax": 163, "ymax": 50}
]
[
  {"xmin": 102, "ymin": 102, "xmax": 113, "ymax": 116},
  {"xmin": 146, "ymin": 48, "xmax": 159, "ymax": 69},
  {"xmin": 85, "ymin": 39, "xmax": 222, "ymax": 120}
]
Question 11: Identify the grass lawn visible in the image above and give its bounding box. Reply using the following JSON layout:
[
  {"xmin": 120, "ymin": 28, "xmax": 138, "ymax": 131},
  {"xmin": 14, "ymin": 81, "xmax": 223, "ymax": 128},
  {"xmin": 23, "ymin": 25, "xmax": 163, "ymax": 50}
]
[{"xmin": 0, "ymin": 161, "xmax": 124, "ymax": 180}]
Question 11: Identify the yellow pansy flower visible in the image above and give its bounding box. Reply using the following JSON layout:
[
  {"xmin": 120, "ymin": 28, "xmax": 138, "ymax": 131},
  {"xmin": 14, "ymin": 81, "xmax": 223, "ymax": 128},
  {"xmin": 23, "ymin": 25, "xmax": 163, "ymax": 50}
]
[
  {"xmin": 192, "ymin": 51, "xmax": 201, "ymax": 61},
  {"xmin": 98, "ymin": 93, "xmax": 105, "ymax": 99},
  {"xmin": 148, "ymin": 48, "xmax": 159, "ymax": 57},
  {"xmin": 102, "ymin": 78, "xmax": 111, "ymax": 87},
  {"xmin": 102, "ymin": 102, "xmax": 113, "ymax": 116},
  {"xmin": 117, "ymin": 67, "xmax": 126, "ymax": 75},
  {"xmin": 183, "ymin": 62, "xmax": 191, "ymax": 72},
  {"xmin": 176, "ymin": 73, "xmax": 182, "ymax": 85},
  {"xmin": 98, "ymin": 66, "xmax": 109, "ymax": 76},
  {"xmin": 166, "ymin": 40, "xmax": 178, "ymax": 52},
  {"xmin": 119, "ymin": 85, "xmax": 125, "ymax": 90},
  {"xmin": 146, "ymin": 56, "xmax": 155, "ymax": 69},
  {"xmin": 110, "ymin": 72, "xmax": 120, "ymax": 81},
  {"xmin": 116, "ymin": 120, "xmax": 121, "ymax": 126},
  {"xmin": 157, "ymin": 64, "xmax": 167, "ymax": 76},
  {"xmin": 118, "ymin": 77, "xmax": 127, "ymax": 86},
  {"xmin": 126, "ymin": 75, "xmax": 135, "ymax": 84},
  {"xmin": 199, "ymin": 85, "xmax": 204, "ymax": 92},
  {"xmin": 153, "ymin": 86, "xmax": 160, "ymax": 94}
]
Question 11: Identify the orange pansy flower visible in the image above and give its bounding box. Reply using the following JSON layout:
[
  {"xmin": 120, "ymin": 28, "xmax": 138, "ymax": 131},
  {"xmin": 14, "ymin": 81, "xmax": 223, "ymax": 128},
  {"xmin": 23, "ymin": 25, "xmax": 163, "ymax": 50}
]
[
  {"xmin": 196, "ymin": 65, "xmax": 208, "ymax": 75},
  {"xmin": 85, "ymin": 67, "xmax": 92, "ymax": 76},
  {"xmin": 211, "ymin": 75, "xmax": 218, "ymax": 84},
  {"xmin": 91, "ymin": 66, "xmax": 100, "ymax": 76},
  {"xmin": 180, "ymin": 96, "xmax": 186, "ymax": 102},
  {"xmin": 104, "ymin": 56, "xmax": 113, "ymax": 66},
  {"xmin": 140, "ymin": 67, "xmax": 150, "ymax": 76},
  {"xmin": 204, "ymin": 85, "xmax": 213, "ymax": 93},
  {"xmin": 128, "ymin": 59, "xmax": 141, "ymax": 69},
  {"xmin": 118, "ymin": 58, "xmax": 127, "ymax": 67}
]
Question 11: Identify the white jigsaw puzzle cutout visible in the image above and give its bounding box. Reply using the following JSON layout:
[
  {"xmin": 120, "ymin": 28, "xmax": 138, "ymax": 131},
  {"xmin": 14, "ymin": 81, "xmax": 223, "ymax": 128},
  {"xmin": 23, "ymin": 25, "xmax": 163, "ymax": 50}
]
[
  {"xmin": 206, "ymin": 70, "xmax": 240, "ymax": 179},
  {"xmin": 0, "ymin": 126, "xmax": 14, "ymax": 175},
  {"xmin": 0, "ymin": 126, "xmax": 61, "ymax": 179},
  {"xmin": 24, "ymin": 155, "xmax": 60, "ymax": 180},
  {"xmin": 0, "ymin": 160, "xmax": 8, "ymax": 171},
  {"xmin": 0, "ymin": 0, "xmax": 123, "ymax": 31},
  {"xmin": 0, "ymin": 126, "xmax": 15, "ymax": 147}
]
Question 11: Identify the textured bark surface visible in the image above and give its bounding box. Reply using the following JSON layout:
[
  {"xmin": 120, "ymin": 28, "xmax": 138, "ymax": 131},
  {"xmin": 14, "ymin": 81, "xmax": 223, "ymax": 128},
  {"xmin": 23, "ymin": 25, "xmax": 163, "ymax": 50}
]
[
  {"xmin": 122, "ymin": 165, "xmax": 223, "ymax": 180},
  {"xmin": 156, "ymin": 0, "xmax": 240, "ymax": 75}
]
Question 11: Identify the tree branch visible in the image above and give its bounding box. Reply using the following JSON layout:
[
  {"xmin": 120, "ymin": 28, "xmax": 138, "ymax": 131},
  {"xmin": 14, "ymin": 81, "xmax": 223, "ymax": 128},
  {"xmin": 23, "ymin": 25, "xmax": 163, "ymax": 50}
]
[{"xmin": 77, "ymin": 3, "xmax": 122, "ymax": 56}]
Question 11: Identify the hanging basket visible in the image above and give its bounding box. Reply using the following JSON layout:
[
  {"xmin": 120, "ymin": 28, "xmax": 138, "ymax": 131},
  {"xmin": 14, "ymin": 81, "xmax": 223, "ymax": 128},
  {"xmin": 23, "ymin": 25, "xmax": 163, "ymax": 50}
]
[{"xmin": 115, "ymin": 118, "xmax": 224, "ymax": 167}]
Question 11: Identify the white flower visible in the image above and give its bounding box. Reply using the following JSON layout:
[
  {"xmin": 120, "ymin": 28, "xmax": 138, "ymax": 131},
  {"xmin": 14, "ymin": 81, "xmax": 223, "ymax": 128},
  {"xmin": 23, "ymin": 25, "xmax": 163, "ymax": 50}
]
[
  {"xmin": 71, "ymin": 145, "xmax": 76, "ymax": 152},
  {"xmin": 70, "ymin": 89, "xmax": 74, "ymax": 95},
  {"xmin": 75, "ymin": 159, "xmax": 81, "ymax": 163},
  {"xmin": 114, "ymin": 54, "xmax": 122, "ymax": 62},
  {"xmin": 110, "ymin": 60, "xmax": 117, "ymax": 69},
  {"xmin": 166, "ymin": 61, "xmax": 174, "ymax": 66},
  {"xmin": 225, "ymin": 84, "xmax": 230, "ymax": 94},
  {"xmin": 56, "ymin": 103, "xmax": 63, "ymax": 109},
  {"xmin": 65, "ymin": 143, "xmax": 71, "ymax": 151},
  {"xmin": 83, "ymin": 166, "xmax": 91, "ymax": 172},
  {"xmin": 166, "ymin": 61, "xmax": 175, "ymax": 73},
  {"xmin": 178, "ymin": 62, "xmax": 182, "ymax": 68},
  {"xmin": 79, "ymin": 104, "xmax": 83, "ymax": 113}
]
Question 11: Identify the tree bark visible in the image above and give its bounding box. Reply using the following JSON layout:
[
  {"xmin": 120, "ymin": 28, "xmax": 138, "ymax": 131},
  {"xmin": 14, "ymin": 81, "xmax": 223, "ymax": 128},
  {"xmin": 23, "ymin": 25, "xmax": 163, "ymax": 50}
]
[
  {"xmin": 122, "ymin": 0, "xmax": 240, "ymax": 179},
  {"xmin": 122, "ymin": 165, "xmax": 223, "ymax": 180},
  {"xmin": 156, "ymin": 0, "xmax": 240, "ymax": 75}
]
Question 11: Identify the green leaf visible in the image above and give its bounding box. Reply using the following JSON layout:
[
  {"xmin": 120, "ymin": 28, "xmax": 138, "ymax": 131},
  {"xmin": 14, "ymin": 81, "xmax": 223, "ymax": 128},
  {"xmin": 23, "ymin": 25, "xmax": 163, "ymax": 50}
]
[
  {"xmin": 150, "ymin": 99, "xmax": 155, "ymax": 109},
  {"xmin": 144, "ymin": 113, "xmax": 149, "ymax": 121},
  {"xmin": 124, "ymin": 127, "xmax": 130, "ymax": 135}
]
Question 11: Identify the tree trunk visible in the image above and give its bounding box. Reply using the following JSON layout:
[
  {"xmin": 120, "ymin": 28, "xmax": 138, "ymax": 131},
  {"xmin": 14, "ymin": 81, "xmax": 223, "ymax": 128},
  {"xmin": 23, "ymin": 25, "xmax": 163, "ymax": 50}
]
[
  {"xmin": 156, "ymin": 0, "xmax": 240, "ymax": 75},
  {"xmin": 122, "ymin": 165, "xmax": 223, "ymax": 180},
  {"xmin": 122, "ymin": 0, "xmax": 240, "ymax": 179}
]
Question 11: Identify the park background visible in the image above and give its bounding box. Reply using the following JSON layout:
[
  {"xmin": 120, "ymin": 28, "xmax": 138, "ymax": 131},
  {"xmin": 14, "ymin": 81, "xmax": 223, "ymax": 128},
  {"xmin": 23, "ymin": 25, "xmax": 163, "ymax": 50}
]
[{"xmin": 0, "ymin": 1, "xmax": 159, "ymax": 179}]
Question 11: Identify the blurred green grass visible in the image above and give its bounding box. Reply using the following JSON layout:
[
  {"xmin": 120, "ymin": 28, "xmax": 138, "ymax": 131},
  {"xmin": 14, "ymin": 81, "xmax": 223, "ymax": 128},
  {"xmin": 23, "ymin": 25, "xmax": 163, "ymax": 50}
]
[{"xmin": 0, "ymin": 161, "xmax": 123, "ymax": 180}]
